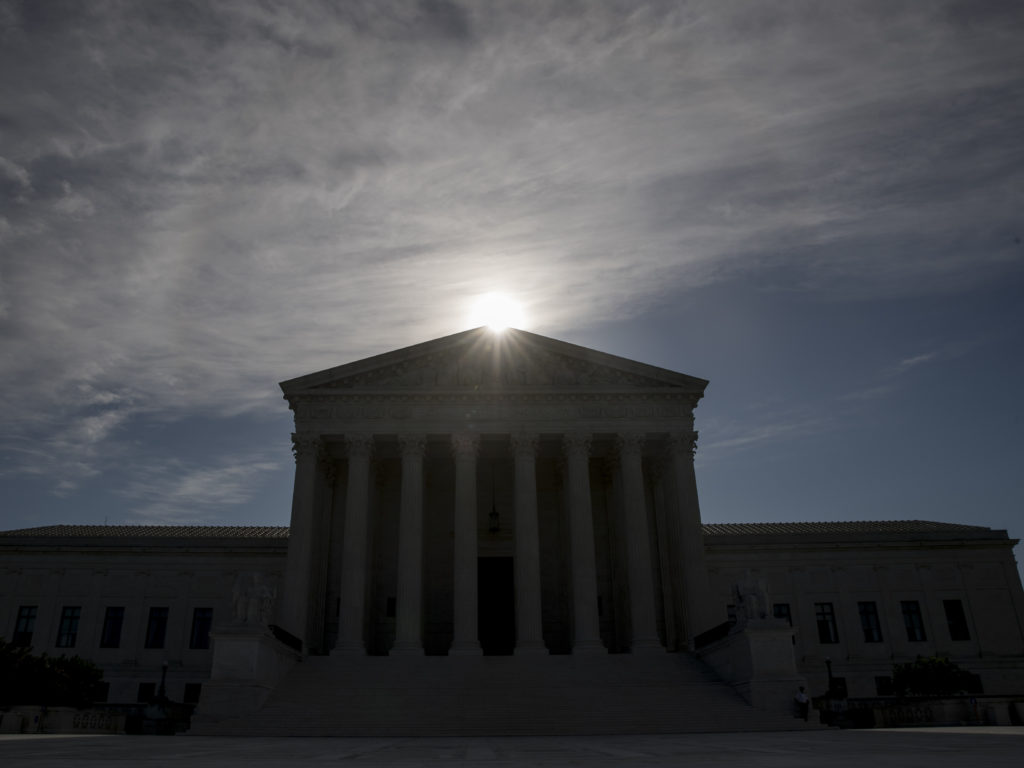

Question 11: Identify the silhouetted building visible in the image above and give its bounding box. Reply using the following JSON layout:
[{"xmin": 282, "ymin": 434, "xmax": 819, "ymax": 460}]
[{"xmin": 2, "ymin": 329, "xmax": 1022, "ymax": 732}]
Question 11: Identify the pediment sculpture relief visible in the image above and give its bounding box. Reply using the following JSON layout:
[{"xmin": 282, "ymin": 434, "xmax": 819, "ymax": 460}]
[{"xmin": 312, "ymin": 348, "xmax": 675, "ymax": 390}]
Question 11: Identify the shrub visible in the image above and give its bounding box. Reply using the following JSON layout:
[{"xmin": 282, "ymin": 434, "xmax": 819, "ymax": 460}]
[
  {"xmin": 0, "ymin": 637, "xmax": 105, "ymax": 708},
  {"xmin": 891, "ymin": 655, "xmax": 977, "ymax": 697}
]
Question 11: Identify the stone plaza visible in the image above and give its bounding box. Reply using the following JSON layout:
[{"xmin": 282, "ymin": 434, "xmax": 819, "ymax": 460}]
[{"xmin": 3, "ymin": 729, "xmax": 1024, "ymax": 767}]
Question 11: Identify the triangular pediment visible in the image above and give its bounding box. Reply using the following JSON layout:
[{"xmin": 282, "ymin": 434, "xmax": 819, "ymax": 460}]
[{"xmin": 280, "ymin": 328, "xmax": 707, "ymax": 395}]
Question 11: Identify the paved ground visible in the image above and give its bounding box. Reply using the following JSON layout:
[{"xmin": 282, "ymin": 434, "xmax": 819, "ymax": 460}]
[{"xmin": 2, "ymin": 728, "xmax": 1023, "ymax": 767}]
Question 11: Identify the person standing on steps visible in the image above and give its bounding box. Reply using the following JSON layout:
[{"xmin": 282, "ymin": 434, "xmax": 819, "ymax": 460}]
[{"xmin": 794, "ymin": 686, "xmax": 810, "ymax": 721}]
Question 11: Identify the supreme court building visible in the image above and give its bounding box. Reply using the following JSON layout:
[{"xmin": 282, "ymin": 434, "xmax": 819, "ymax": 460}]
[
  {"xmin": 278, "ymin": 326, "xmax": 715, "ymax": 659},
  {"xmin": 3, "ymin": 327, "xmax": 1023, "ymax": 734}
]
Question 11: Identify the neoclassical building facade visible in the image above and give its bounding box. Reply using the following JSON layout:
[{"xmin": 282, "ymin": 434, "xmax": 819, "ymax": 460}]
[{"xmin": 277, "ymin": 327, "xmax": 716, "ymax": 659}]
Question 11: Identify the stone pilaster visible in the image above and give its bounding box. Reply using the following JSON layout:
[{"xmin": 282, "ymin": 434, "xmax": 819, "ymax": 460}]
[
  {"xmin": 279, "ymin": 433, "xmax": 321, "ymax": 649},
  {"xmin": 511, "ymin": 432, "xmax": 546, "ymax": 654},
  {"xmin": 450, "ymin": 433, "xmax": 482, "ymax": 655},
  {"xmin": 617, "ymin": 433, "xmax": 661, "ymax": 651},
  {"xmin": 392, "ymin": 433, "xmax": 426, "ymax": 655},
  {"xmin": 334, "ymin": 434, "xmax": 373, "ymax": 654},
  {"xmin": 563, "ymin": 433, "xmax": 605, "ymax": 653}
]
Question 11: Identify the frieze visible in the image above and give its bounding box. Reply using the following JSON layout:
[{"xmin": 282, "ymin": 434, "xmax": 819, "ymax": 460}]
[{"xmin": 292, "ymin": 399, "xmax": 695, "ymax": 424}]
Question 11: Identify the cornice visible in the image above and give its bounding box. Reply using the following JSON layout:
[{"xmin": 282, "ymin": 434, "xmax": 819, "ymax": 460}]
[{"xmin": 286, "ymin": 390, "xmax": 702, "ymax": 406}]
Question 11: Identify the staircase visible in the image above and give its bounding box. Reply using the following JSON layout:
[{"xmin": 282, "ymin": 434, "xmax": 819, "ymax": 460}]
[{"xmin": 190, "ymin": 652, "xmax": 817, "ymax": 736}]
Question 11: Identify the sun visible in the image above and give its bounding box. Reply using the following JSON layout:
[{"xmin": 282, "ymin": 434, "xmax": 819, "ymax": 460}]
[{"xmin": 467, "ymin": 292, "xmax": 526, "ymax": 331}]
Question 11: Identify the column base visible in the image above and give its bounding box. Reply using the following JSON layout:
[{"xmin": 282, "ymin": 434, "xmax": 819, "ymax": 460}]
[
  {"xmin": 630, "ymin": 638, "xmax": 664, "ymax": 653},
  {"xmin": 390, "ymin": 642, "xmax": 425, "ymax": 656},
  {"xmin": 449, "ymin": 642, "xmax": 483, "ymax": 656},
  {"xmin": 572, "ymin": 640, "xmax": 607, "ymax": 655},
  {"xmin": 514, "ymin": 643, "xmax": 549, "ymax": 656},
  {"xmin": 331, "ymin": 642, "xmax": 367, "ymax": 656}
]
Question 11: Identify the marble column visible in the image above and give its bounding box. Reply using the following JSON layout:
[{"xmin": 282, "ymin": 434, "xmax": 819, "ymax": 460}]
[
  {"xmin": 334, "ymin": 434, "xmax": 373, "ymax": 654},
  {"xmin": 667, "ymin": 431, "xmax": 714, "ymax": 645},
  {"xmin": 618, "ymin": 433, "xmax": 661, "ymax": 651},
  {"xmin": 279, "ymin": 433, "xmax": 321, "ymax": 649},
  {"xmin": 511, "ymin": 432, "xmax": 546, "ymax": 654},
  {"xmin": 450, "ymin": 433, "xmax": 482, "ymax": 655},
  {"xmin": 392, "ymin": 433, "xmax": 426, "ymax": 655},
  {"xmin": 564, "ymin": 433, "xmax": 605, "ymax": 653},
  {"xmin": 307, "ymin": 457, "xmax": 337, "ymax": 655}
]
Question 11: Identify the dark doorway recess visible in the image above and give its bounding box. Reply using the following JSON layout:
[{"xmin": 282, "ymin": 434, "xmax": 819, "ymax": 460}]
[{"xmin": 478, "ymin": 557, "xmax": 515, "ymax": 655}]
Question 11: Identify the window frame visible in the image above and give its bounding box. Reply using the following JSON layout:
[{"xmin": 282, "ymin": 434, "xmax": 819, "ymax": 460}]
[
  {"xmin": 100, "ymin": 606, "xmax": 125, "ymax": 649},
  {"xmin": 144, "ymin": 606, "xmax": 169, "ymax": 649},
  {"xmin": 189, "ymin": 607, "xmax": 213, "ymax": 650},
  {"xmin": 55, "ymin": 606, "xmax": 81, "ymax": 648},
  {"xmin": 13, "ymin": 605, "xmax": 37, "ymax": 647},
  {"xmin": 900, "ymin": 600, "xmax": 927, "ymax": 642},
  {"xmin": 814, "ymin": 601, "xmax": 839, "ymax": 644},
  {"xmin": 942, "ymin": 599, "xmax": 971, "ymax": 642},
  {"xmin": 857, "ymin": 601, "xmax": 884, "ymax": 643}
]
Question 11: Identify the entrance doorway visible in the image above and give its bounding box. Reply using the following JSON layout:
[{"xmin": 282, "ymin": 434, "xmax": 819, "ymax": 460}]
[{"xmin": 478, "ymin": 557, "xmax": 515, "ymax": 655}]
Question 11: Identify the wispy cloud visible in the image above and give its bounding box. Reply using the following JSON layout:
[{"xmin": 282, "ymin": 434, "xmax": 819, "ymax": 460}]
[
  {"xmin": 840, "ymin": 346, "xmax": 949, "ymax": 402},
  {"xmin": 700, "ymin": 413, "xmax": 831, "ymax": 459},
  {"xmin": 1, "ymin": 2, "xmax": 1021, "ymax": 490},
  {"xmin": 117, "ymin": 455, "xmax": 283, "ymax": 523}
]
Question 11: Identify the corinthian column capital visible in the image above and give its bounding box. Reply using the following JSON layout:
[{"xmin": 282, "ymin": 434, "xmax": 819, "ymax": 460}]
[
  {"xmin": 510, "ymin": 432, "xmax": 539, "ymax": 458},
  {"xmin": 450, "ymin": 432, "xmax": 480, "ymax": 458},
  {"xmin": 345, "ymin": 433, "xmax": 374, "ymax": 459},
  {"xmin": 398, "ymin": 433, "xmax": 427, "ymax": 458},
  {"xmin": 291, "ymin": 433, "xmax": 321, "ymax": 462},
  {"xmin": 667, "ymin": 431, "xmax": 698, "ymax": 459},
  {"xmin": 563, "ymin": 432, "xmax": 592, "ymax": 459},
  {"xmin": 615, "ymin": 432, "xmax": 645, "ymax": 458}
]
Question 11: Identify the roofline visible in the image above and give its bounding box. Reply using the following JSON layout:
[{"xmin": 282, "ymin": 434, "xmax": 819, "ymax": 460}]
[{"xmin": 279, "ymin": 327, "xmax": 709, "ymax": 395}]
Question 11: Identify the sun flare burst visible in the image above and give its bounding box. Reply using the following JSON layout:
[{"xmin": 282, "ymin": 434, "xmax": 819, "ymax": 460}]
[{"xmin": 467, "ymin": 292, "xmax": 526, "ymax": 331}]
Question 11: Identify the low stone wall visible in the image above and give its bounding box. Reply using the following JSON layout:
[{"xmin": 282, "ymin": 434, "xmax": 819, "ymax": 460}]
[
  {"xmin": 0, "ymin": 706, "xmax": 125, "ymax": 734},
  {"xmin": 842, "ymin": 696, "xmax": 1024, "ymax": 728}
]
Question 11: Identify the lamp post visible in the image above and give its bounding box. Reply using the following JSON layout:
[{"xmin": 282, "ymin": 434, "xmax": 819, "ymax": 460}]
[{"xmin": 157, "ymin": 660, "xmax": 169, "ymax": 702}]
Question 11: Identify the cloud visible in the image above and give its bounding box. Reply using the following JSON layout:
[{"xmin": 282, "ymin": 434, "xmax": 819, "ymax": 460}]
[
  {"xmin": 0, "ymin": 1, "xmax": 1022, "ymax": 490},
  {"xmin": 0, "ymin": 156, "xmax": 31, "ymax": 189},
  {"xmin": 895, "ymin": 352, "xmax": 937, "ymax": 372},
  {"xmin": 117, "ymin": 455, "xmax": 283, "ymax": 523},
  {"xmin": 700, "ymin": 413, "xmax": 831, "ymax": 458}
]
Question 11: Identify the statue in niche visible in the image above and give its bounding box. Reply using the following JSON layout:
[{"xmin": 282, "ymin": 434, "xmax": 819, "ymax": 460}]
[
  {"xmin": 232, "ymin": 572, "xmax": 277, "ymax": 625},
  {"xmin": 733, "ymin": 570, "xmax": 770, "ymax": 627}
]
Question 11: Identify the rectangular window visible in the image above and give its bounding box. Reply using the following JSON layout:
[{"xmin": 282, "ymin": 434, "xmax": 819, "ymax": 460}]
[
  {"xmin": 183, "ymin": 683, "xmax": 203, "ymax": 704},
  {"xmin": 13, "ymin": 605, "xmax": 37, "ymax": 647},
  {"xmin": 189, "ymin": 607, "xmax": 213, "ymax": 650},
  {"xmin": 100, "ymin": 607, "xmax": 125, "ymax": 648},
  {"xmin": 772, "ymin": 603, "xmax": 792, "ymax": 626},
  {"xmin": 56, "ymin": 606, "xmax": 81, "ymax": 648},
  {"xmin": 137, "ymin": 682, "xmax": 156, "ymax": 703},
  {"xmin": 901, "ymin": 600, "xmax": 927, "ymax": 641},
  {"xmin": 943, "ymin": 599, "xmax": 970, "ymax": 641},
  {"xmin": 814, "ymin": 602, "xmax": 838, "ymax": 643},
  {"xmin": 144, "ymin": 607, "xmax": 169, "ymax": 649},
  {"xmin": 858, "ymin": 601, "xmax": 883, "ymax": 643}
]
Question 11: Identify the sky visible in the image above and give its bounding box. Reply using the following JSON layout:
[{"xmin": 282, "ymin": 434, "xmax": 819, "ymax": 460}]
[{"xmin": 1, "ymin": 1, "xmax": 1022, "ymax": 564}]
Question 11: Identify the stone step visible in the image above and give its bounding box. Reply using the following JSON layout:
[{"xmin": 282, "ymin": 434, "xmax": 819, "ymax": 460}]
[{"xmin": 191, "ymin": 652, "xmax": 817, "ymax": 736}]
